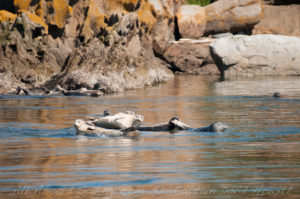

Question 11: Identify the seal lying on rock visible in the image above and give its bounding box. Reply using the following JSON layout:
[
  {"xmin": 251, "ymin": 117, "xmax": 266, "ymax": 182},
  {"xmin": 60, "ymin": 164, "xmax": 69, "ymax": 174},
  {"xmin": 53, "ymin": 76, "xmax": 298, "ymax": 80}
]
[
  {"xmin": 90, "ymin": 111, "xmax": 144, "ymax": 129},
  {"xmin": 138, "ymin": 117, "xmax": 192, "ymax": 131},
  {"xmin": 56, "ymin": 85, "xmax": 103, "ymax": 97},
  {"xmin": 138, "ymin": 117, "xmax": 227, "ymax": 133},
  {"xmin": 74, "ymin": 119, "xmax": 140, "ymax": 138}
]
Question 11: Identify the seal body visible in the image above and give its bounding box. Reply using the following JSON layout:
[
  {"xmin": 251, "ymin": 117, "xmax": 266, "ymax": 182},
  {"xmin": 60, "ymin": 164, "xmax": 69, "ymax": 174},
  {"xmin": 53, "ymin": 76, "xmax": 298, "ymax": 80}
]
[
  {"xmin": 74, "ymin": 119, "xmax": 124, "ymax": 137},
  {"xmin": 91, "ymin": 111, "xmax": 144, "ymax": 129},
  {"xmin": 74, "ymin": 118, "xmax": 141, "ymax": 138}
]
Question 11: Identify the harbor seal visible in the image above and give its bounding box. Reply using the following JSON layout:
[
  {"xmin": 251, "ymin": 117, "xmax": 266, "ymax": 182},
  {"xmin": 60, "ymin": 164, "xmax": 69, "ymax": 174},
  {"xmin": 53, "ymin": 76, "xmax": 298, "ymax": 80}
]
[
  {"xmin": 138, "ymin": 117, "xmax": 192, "ymax": 132},
  {"xmin": 91, "ymin": 111, "xmax": 144, "ymax": 129},
  {"xmin": 138, "ymin": 117, "xmax": 227, "ymax": 133},
  {"xmin": 191, "ymin": 122, "xmax": 228, "ymax": 132},
  {"xmin": 74, "ymin": 119, "xmax": 140, "ymax": 137},
  {"xmin": 273, "ymin": 92, "xmax": 283, "ymax": 98}
]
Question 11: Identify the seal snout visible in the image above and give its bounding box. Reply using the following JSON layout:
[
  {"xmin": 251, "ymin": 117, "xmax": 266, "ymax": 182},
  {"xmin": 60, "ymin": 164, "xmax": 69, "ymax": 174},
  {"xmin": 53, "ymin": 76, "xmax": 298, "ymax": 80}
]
[{"xmin": 74, "ymin": 119, "xmax": 84, "ymax": 127}]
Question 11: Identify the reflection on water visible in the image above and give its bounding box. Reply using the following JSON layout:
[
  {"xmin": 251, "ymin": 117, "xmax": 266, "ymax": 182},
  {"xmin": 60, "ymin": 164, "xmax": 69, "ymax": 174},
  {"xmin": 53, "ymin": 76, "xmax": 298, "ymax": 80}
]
[{"xmin": 0, "ymin": 76, "xmax": 300, "ymax": 198}]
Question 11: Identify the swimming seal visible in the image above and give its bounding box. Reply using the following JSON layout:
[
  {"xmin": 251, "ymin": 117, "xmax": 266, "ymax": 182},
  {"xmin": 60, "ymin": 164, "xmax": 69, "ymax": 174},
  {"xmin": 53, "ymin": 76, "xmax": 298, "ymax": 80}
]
[{"xmin": 191, "ymin": 122, "xmax": 228, "ymax": 132}]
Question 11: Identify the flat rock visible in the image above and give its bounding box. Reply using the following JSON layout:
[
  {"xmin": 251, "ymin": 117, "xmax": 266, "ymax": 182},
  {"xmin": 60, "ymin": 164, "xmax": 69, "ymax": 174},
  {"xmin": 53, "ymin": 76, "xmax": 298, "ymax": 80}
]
[{"xmin": 209, "ymin": 34, "xmax": 300, "ymax": 77}]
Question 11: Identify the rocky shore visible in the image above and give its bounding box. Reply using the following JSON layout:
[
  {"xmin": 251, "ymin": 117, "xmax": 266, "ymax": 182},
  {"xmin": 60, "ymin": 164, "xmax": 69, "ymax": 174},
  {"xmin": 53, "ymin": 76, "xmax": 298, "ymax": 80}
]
[{"xmin": 0, "ymin": 0, "xmax": 299, "ymax": 95}]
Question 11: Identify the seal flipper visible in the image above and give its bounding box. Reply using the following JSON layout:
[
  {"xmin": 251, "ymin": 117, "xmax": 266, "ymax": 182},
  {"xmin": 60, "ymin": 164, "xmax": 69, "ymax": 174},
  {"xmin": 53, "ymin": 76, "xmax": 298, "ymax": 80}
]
[
  {"xmin": 87, "ymin": 126, "xmax": 96, "ymax": 130},
  {"xmin": 122, "ymin": 127, "xmax": 140, "ymax": 137}
]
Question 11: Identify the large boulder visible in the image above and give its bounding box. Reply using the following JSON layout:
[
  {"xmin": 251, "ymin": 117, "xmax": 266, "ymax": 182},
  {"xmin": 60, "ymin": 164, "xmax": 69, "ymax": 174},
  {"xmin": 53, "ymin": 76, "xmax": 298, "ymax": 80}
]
[
  {"xmin": 176, "ymin": 5, "xmax": 206, "ymax": 39},
  {"xmin": 204, "ymin": 0, "xmax": 263, "ymax": 35},
  {"xmin": 163, "ymin": 40, "xmax": 219, "ymax": 75},
  {"xmin": 253, "ymin": 5, "xmax": 300, "ymax": 37},
  {"xmin": 209, "ymin": 34, "xmax": 300, "ymax": 77}
]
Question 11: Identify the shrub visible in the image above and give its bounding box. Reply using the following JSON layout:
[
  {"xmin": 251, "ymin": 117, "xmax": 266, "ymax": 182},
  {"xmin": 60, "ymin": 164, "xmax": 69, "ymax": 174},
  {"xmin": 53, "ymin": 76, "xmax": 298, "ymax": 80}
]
[{"xmin": 186, "ymin": 0, "xmax": 211, "ymax": 6}]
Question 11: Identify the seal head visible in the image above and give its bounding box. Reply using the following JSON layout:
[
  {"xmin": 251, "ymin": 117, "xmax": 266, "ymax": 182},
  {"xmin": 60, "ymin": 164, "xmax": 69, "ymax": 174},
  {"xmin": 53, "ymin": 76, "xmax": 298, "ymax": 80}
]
[{"xmin": 208, "ymin": 122, "xmax": 228, "ymax": 132}]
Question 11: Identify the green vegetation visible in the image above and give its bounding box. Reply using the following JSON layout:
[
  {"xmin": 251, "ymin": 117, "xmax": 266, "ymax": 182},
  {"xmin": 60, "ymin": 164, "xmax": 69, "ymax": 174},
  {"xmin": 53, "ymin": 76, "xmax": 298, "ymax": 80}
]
[{"xmin": 187, "ymin": 0, "xmax": 211, "ymax": 6}]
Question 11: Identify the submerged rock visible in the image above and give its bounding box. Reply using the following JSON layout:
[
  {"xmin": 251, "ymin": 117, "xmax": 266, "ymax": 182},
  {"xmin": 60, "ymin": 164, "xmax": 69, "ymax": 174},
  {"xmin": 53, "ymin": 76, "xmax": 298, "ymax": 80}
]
[{"xmin": 210, "ymin": 34, "xmax": 300, "ymax": 77}]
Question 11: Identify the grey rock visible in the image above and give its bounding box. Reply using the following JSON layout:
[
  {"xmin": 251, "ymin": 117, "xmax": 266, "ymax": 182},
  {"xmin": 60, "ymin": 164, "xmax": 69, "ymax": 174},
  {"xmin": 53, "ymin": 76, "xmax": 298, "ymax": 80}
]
[{"xmin": 210, "ymin": 34, "xmax": 300, "ymax": 77}]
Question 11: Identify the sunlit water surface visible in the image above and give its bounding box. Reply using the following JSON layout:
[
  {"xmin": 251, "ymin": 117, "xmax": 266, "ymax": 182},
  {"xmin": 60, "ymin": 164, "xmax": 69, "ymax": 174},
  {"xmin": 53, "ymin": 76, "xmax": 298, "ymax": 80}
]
[{"xmin": 0, "ymin": 76, "xmax": 300, "ymax": 199}]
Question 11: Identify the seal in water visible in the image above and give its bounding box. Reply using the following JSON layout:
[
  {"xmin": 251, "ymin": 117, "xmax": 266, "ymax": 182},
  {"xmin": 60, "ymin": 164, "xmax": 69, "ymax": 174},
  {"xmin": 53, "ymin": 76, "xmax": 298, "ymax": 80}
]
[
  {"xmin": 91, "ymin": 111, "xmax": 144, "ymax": 129},
  {"xmin": 273, "ymin": 92, "xmax": 282, "ymax": 98},
  {"xmin": 74, "ymin": 119, "xmax": 140, "ymax": 137},
  {"xmin": 191, "ymin": 122, "xmax": 228, "ymax": 132},
  {"xmin": 138, "ymin": 117, "xmax": 227, "ymax": 132}
]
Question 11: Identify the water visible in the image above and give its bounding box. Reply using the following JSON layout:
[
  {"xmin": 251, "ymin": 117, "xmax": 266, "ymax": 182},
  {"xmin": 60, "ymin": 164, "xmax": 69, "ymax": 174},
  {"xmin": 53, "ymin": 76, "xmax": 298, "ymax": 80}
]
[{"xmin": 0, "ymin": 75, "xmax": 300, "ymax": 198}]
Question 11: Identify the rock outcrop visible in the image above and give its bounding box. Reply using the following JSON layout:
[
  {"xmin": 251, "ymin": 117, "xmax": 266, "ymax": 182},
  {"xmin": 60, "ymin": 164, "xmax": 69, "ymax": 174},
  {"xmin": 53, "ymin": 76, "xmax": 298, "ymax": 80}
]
[
  {"xmin": 4, "ymin": 0, "xmax": 297, "ymax": 95},
  {"xmin": 0, "ymin": 0, "xmax": 186, "ymax": 95},
  {"xmin": 210, "ymin": 34, "xmax": 300, "ymax": 77},
  {"xmin": 204, "ymin": 0, "xmax": 263, "ymax": 35},
  {"xmin": 44, "ymin": 12, "xmax": 174, "ymax": 93},
  {"xmin": 253, "ymin": 4, "xmax": 300, "ymax": 37}
]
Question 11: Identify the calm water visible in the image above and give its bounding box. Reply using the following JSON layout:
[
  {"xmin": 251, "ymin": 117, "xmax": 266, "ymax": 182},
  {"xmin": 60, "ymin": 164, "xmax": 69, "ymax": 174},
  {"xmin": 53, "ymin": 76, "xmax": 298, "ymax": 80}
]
[{"xmin": 0, "ymin": 76, "xmax": 300, "ymax": 198}]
